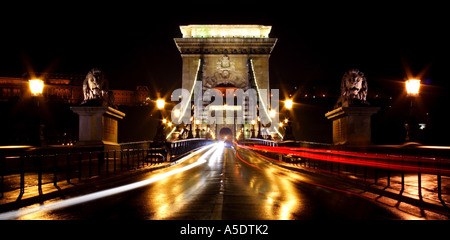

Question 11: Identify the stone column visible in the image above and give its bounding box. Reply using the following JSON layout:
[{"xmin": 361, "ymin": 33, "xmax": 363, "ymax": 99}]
[
  {"xmin": 70, "ymin": 106, "xmax": 126, "ymax": 150},
  {"xmin": 325, "ymin": 106, "xmax": 379, "ymax": 146}
]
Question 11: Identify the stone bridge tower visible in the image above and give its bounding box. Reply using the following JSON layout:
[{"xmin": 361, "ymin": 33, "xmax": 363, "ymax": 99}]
[{"xmin": 174, "ymin": 25, "xmax": 277, "ymax": 140}]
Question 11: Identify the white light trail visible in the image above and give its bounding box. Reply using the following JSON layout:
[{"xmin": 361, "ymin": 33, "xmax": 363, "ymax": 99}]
[{"xmin": 0, "ymin": 142, "xmax": 222, "ymax": 220}]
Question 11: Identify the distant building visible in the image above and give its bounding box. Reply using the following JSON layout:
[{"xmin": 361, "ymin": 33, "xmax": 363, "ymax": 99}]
[
  {"xmin": 0, "ymin": 72, "xmax": 151, "ymax": 106},
  {"xmin": 0, "ymin": 72, "xmax": 153, "ymax": 145}
]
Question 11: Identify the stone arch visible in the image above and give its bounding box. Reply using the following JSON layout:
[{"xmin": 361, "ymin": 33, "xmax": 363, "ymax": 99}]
[{"xmin": 218, "ymin": 127, "xmax": 233, "ymax": 141}]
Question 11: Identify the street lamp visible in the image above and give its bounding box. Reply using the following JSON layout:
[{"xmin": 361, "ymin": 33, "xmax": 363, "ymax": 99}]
[
  {"xmin": 283, "ymin": 99, "xmax": 295, "ymax": 141},
  {"xmin": 173, "ymin": 109, "xmax": 181, "ymax": 118},
  {"xmin": 269, "ymin": 109, "xmax": 276, "ymax": 118},
  {"xmin": 28, "ymin": 79, "xmax": 45, "ymax": 146},
  {"xmin": 405, "ymin": 79, "xmax": 421, "ymax": 97},
  {"xmin": 284, "ymin": 99, "xmax": 293, "ymax": 110},
  {"xmin": 172, "ymin": 108, "xmax": 182, "ymax": 139},
  {"xmin": 153, "ymin": 98, "xmax": 166, "ymax": 142},
  {"xmin": 156, "ymin": 99, "xmax": 165, "ymax": 109},
  {"xmin": 195, "ymin": 119, "xmax": 200, "ymax": 138},
  {"xmin": 29, "ymin": 79, "xmax": 44, "ymax": 96},
  {"xmin": 405, "ymin": 79, "xmax": 421, "ymax": 142},
  {"xmin": 257, "ymin": 116, "xmax": 263, "ymax": 139},
  {"xmin": 251, "ymin": 120, "xmax": 256, "ymax": 138}
]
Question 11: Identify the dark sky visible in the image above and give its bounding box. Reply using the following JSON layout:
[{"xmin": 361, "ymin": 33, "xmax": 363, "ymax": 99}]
[{"xmin": 1, "ymin": 2, "xmax": 448, "ymax": 98}]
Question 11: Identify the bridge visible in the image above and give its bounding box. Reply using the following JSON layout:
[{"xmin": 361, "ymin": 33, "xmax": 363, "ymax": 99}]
[
  {"xmin": 0, "ymin": 24, "xmax": 449, "ymax": 221},
  {"xmin": 172, "ymin": 24, "xmax": 281, "ymax": 141},
  {"xmin": 1, "ymin": 138, "xmax": 450, "ymax": 220}
]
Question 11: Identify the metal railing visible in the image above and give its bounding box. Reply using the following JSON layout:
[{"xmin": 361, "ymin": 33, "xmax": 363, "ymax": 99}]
[
  {"xmin": 0, "ymin": 139, "xmax": 213, "ymax": 200},
  {"xmin": 238, "ymin": 140, "xmax": 450, "ymax": 205}
]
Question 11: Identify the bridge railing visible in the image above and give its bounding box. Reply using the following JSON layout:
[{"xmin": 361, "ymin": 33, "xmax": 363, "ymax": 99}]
[
  {"xmin": 0, "ymin": 139, "xmax": 214, "ymax": 201},
  {"xmin": 237, "ymin": 140, "xmax": 450, "ymax": 204},
  {"xmin": 237, "ymin": 138, "xmax": 279, "ymax": 147}
]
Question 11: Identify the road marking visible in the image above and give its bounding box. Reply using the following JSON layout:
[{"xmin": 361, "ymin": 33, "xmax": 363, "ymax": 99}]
[{"xmin": 210, "ymin": 145, "xmax": 226, "ymax": 220}]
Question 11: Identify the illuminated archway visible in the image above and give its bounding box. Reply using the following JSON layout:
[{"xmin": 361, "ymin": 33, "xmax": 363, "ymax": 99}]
[{"xmin": 218, "ymin": 127, "xmax": 233, "ymax": 141}]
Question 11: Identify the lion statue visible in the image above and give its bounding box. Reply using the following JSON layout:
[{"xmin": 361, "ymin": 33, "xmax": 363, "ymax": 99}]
[
  {"xmin": 335, "ymin": 69, "xmax": 368, "ymax": 108},
  {"xmin": 81, "ymin": 68, "xmax": 115, "ymax": 107}
]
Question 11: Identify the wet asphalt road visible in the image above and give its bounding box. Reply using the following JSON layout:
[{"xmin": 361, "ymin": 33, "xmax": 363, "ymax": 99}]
[{"xmin": 12, "ymin": 142, "xmax": 404, "ymax": 220}]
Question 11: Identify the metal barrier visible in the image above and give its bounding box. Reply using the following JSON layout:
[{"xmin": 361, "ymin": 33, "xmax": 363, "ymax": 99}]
[
  {"xmin": 237, "ymin": 138, "xmax": 279, "ymax": 147},
  {"xmin": 237, "ymin": 142, "xmax": 450, "ymax": 204},
  {"xmin": 0, "ymin": 139, "xmax": 213, "ymax": 200}
]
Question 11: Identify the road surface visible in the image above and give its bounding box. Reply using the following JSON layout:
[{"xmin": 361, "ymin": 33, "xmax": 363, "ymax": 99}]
[{"xmin": 2, "ymin": 142, "xmax": 407, "ymax": 220}]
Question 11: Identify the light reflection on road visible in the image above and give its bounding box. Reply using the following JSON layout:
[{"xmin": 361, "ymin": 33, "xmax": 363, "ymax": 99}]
[
  {"xmin": 0, "ymin": 141, "xmax": 422, "ymax": 220},
  {"xmin": 0, "ymin": 143, "xmax": 222, "ymax": 220}
]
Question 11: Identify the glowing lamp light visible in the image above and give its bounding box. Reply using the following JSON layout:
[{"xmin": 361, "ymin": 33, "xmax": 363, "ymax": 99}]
[
  {"xmin": 405, "ymin": 79, "xmax": 421, "ymax": 96},
  {"xmin": 284, "ymin": 99, "xmax": 293, "ymax": 109},
  {"xmin": 29, "ymin": 79, "xmax": 44, "ymax": 96},
  {"xmin": 173, "ymin": 109, "xmax": 181, "ymax": 118},
  {"xmin": 156, "ymin": 99, "xmax": 165, "ymax": 109},
  {"xmin": 269, "ymin": 109, "xmax": 276, "ymax": 118}
]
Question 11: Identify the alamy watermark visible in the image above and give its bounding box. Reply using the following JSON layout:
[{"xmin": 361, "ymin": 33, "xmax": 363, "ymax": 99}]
[{"xmin": 169, "ymin": 81, "xmax": 281, "ymax": 136}]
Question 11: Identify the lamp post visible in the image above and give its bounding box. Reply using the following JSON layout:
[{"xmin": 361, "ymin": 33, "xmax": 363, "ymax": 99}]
[
  {"xmin": 153, "ymin": 98, "xmax": 166, "ymax": 142},
  {"xmin": 284, "ymin": 99, "xmax": 293, "ymax": 110},
  {"xmin": 156, "ymin": 99, "xmax": 165, "ymax": 110},
  {"xmin": 283, "ymin": 99, "xmax": 295, "ymax": 141},
  {"xmin": 29, "ymin": 79, "xmax": 44, "ymax": 97},
  {"xmin": 29, "ymin": 79, "xmax": 46, "ymax": 146},
  {"xmin": 251, "ymin": 120, "xmax": 256, "ymax": 138},
  {"xmin": 257, "ymin": 116, "xmax": 263, "ymax": 139},
  {"xmin": 405, "ymin": 79, "xmax": 421, "ymax": 142},
  {"xmin": 194, "ymin": 119, "xmax": 200, "ymax": 138},
  {"xmin": 172, "ymin": 109, "xmax": 182, "ymax": 139}
]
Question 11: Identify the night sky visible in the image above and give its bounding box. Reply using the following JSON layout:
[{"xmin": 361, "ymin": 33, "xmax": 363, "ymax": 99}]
[
  {"xmin": 1, "ymin": 2, "xmax": 448, "ymax": 144},
  {"xmin": 2, "ymin": 3, "xmax": 448, "ymax": 91}
]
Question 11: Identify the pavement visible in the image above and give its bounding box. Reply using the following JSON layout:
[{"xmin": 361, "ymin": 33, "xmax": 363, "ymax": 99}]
[{"xmin": 1, "ymin": 144, "xmax": 450, "ymax": 219}]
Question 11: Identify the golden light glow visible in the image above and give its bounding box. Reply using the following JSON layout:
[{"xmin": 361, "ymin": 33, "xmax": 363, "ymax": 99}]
[
  {"xmin": 284, "ymin": 99, "xmax": 293, "ymax": 109},
  {"xmin": 405, "ymin": 79, "xmax": 421, "ymax": 96},
  {"xmin": 210, "ymin": 105, "xmax": 241, "ymax": 111},
  {"xmin": 29, "ymin": 79, "xmax": 44, "ymax": 96},
  {"xmin": 173, "ymin": 109, "xmax": 181, "ymax": 118},
  {"xmin": 156, "ymin": 99, "xmax": 165, "ymax": 109},
  {"xmin": 180, "ymin": 25, "xmax": 272, "ymax": 38},
  {"xmin": 269, "ymin": 109, "xmax": 276, "ymax": 118}
]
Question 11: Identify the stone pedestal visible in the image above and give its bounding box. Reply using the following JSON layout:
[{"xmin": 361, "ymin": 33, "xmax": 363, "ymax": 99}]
[
  {"xmin": 70, "ymin": 106, "xmax": 126, "ymax": 150},
  {"xmin": 325, "ymin": 107, "xmax": 379, "ymax": 146}
]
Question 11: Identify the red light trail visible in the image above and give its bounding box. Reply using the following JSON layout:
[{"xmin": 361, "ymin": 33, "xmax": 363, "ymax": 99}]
[
  {"xmin": 235, "ymin": 149, "xmax": 379, "ymax": 201},
  {"xmin": 235, "ymin": 143, "xmax": 450, "ymax": 176}
]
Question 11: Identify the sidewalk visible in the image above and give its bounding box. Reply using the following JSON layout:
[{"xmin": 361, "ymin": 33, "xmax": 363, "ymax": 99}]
[{"xmin": 0, "ymin": 162, "xmax": 172, "ymax": 213}]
